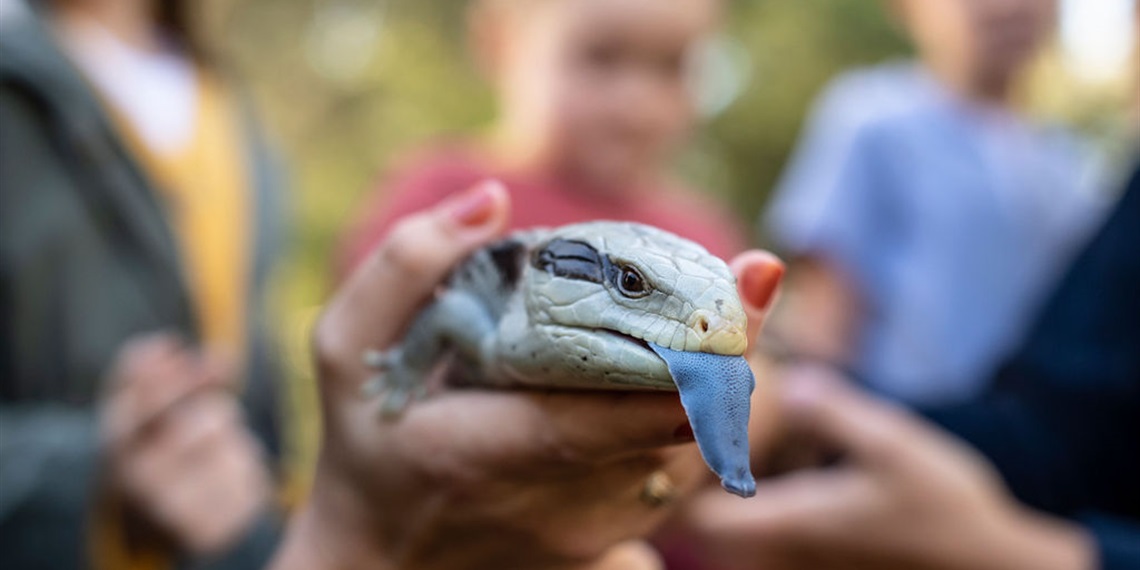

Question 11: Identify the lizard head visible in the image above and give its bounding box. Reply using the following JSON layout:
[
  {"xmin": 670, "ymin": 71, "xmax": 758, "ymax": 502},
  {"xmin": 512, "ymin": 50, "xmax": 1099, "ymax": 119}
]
[
  {"xmin": 500, "ymin": 221, "xmax": 758, "ymax": 497},
  {"xmin": 512, "ymin": 221, "xmax": 748, "ymax": 388}
]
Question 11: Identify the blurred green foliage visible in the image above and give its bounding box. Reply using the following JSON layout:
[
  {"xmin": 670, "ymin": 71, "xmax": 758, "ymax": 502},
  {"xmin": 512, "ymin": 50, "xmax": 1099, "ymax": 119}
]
[{"xmin": 686, "ymin": 1, "xmax": 910, "ymax": 230}]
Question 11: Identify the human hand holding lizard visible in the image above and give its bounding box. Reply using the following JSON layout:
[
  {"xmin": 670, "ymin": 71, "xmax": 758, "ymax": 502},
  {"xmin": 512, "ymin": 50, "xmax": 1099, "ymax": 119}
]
[{"xmin": 271, "ymin": 181, "xmax": 784, "ymax": 570}]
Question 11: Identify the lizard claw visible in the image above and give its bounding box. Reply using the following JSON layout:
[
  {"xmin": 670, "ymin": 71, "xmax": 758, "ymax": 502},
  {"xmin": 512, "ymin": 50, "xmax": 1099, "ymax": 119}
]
[
  {"xmin": 361, "ymin": 346, "xmax": 425, "ymax": 420},
  {"xmin": 360, "ymin": 375, "xmax": 386, "ymax": 398},
  {"xmin": 363, "ymin": 348, "xmax": 392, "ymax": 370},
  {"xmin": 379, "ymin": 389, "xmax": 412, "ymax": 419}
]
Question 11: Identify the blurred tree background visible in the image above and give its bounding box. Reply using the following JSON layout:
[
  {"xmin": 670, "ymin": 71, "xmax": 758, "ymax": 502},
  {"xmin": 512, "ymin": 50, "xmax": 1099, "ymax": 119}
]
[{"xmin": 211, "ymin": 0, "xmax": 1136, "ymax": 487}]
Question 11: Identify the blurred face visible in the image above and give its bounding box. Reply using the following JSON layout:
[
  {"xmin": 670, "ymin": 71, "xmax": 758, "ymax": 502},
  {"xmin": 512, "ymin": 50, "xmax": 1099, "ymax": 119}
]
[
  {"xmin": 491, "ymin": 0, "xmax": 719, "ymax": 189},
  {"xmin": 898, "ymin": 0, "xmax": 1056, "ymax": 98}
]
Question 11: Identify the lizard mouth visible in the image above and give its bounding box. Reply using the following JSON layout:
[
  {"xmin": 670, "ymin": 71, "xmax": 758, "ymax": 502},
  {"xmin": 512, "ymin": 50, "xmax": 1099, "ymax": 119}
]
[{"xmin": 596, "ymin": 328, "xmax": 654, "ymax": 352}]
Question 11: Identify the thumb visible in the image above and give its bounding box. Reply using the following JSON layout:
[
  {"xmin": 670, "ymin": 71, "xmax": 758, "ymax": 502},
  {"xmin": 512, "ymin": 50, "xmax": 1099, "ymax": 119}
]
[
  {"xmin": 730, "ymin": 250, "xmax": 784, "ymax": 350},
  {"xmin": 314, "ymin": 180, "xmax": 510, "ymax": 391}
]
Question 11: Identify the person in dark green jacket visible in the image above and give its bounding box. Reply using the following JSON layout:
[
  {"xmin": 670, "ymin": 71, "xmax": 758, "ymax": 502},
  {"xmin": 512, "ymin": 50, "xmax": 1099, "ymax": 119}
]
[{"xmin": 0, "ymin": 1, "xmax": 287, "ymax": 568}]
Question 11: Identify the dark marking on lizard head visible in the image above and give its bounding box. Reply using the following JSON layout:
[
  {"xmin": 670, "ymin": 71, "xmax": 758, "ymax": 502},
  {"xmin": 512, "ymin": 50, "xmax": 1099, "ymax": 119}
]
[
  {"xmin": 531, "ymin": 239, "xmax": 605, "ymax": 283},
  {"xmin": 532, "ymin": 238, "xmax": 660, "ymax": 302},
  {"xmin": 488, "ymin": 238, "xmax": 527, "ymax": 286}
]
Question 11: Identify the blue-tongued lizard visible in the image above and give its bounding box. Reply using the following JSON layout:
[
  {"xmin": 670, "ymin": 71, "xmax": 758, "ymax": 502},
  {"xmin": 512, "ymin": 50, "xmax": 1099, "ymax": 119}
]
[{"xmin": 364, "ymin": 221, "xmax": 757, "ymax": 497}]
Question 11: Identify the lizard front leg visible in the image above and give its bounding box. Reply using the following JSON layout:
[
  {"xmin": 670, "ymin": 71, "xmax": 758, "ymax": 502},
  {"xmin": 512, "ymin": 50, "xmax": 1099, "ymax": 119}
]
[{"xmin": 363, "ymin": 289, "xmax": 497, "ymax": 418}]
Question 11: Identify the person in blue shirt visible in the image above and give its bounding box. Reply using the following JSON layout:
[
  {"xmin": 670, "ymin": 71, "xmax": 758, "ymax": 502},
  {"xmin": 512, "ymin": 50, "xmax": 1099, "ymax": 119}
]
[{"xmin": 763, "ymin": 0, "xmax": 1108, "ymax": 406}]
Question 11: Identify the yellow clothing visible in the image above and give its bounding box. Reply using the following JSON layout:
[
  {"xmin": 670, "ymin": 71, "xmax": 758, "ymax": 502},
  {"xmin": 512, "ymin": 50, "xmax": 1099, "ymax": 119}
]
[
  {"xmin": 91, "ymin": 69, "xmax": 253, "ymax": 570},
  {"xmin": 116, "ymin": 71, "xmax": 253, "ymax": 357}
]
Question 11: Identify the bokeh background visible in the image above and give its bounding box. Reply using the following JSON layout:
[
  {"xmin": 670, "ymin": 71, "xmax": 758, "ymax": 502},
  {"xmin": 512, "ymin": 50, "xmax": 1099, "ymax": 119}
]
[{"xmin": 207, "ymin": 0, "xmax": 1137, "ymax": 486}]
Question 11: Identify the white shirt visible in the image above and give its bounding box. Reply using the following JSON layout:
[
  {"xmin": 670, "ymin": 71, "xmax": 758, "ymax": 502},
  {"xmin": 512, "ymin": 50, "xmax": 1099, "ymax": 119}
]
[{"xmin": 57, "ymin": 19, "xmax": 198, "ymax": 156}]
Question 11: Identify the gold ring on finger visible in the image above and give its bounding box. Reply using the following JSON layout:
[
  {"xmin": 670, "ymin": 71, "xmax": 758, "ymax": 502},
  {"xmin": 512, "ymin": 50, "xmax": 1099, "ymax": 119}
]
[{"xmin": 639, "ymin": 470, "xmax": 678, "ymax": 508}]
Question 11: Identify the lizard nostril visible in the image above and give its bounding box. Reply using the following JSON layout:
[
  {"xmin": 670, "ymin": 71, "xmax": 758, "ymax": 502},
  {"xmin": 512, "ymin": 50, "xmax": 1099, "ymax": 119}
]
[{"xmin": 698, "ymin": 317, "xmax": 710, "ymax": 333}]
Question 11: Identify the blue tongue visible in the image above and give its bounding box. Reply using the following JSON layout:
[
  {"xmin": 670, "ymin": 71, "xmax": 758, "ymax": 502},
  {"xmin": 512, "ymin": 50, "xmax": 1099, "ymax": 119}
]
[{"xmin": 649, "ymin": 343, "xmax": 756, "ymax": 498}]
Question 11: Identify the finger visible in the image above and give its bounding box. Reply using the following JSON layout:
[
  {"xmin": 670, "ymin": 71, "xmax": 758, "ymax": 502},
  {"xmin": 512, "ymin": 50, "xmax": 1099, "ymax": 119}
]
[
  {"xmin": 688, "ymin": 468, "xmax": 869, "ymax": 545},
  {"xmin": 398, "ymin": 390, "xmax": 691, "ymax": 468},
  {"xmin": 730, "ymin": 250, "xmax": 784, "ymax": 348},
  {"xmin": 124, "ymin": 396, "xmax": 239, "ymax": 486},
  {"xmin": 465, "ymin": 449, "xmax": 700, "ymax": 565},
  {"xmin": 314, "ymin": 180, "xmax": 510, "ymax": 389},
  {"xmin": 779, "ymin": 367, "xmax": 937, "ymax": 470},
  {"xmin": 125, "ymin": 399, "xmax": 260, "ymax": 518},
  {"xmin": 170, "ymin": 395, "xmax": 242, "ymax": 448},
  {"xmin": 104, "ymin": 332, "xmax": 187, "ymax": 393},
  {"xmin": 167, "ymin": 431, "xmax": 268, "ymax": 512},
  {"xmin": 150, "ymin": 453, "xmax": 267, "ymax": 555},
  {"xmin": 122, "ymin": 369, "xmax": 216, "ymax": 442},
  {"xmin": 103, "ymin": 350, "xmax": 209, "ymax": 450},
  {"xmin": 537, "ymin": 391, "xmax": 692, "ymax": 462}
]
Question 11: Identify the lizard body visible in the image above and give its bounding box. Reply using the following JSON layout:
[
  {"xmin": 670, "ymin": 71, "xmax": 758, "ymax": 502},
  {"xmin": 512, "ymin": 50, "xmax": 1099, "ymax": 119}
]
[{"xmin": 365, "ymin": 221, "xmax": 757, "ymax": 497}]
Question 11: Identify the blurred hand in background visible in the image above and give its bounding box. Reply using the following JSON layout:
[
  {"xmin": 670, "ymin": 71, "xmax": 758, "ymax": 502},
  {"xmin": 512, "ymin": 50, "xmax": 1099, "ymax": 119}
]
[
  {"xmin": 100, "ymin": 334, "xmax": 271, "ymax": 556},
  {"xmin": 687, "ymin": 367, "xmax": 1093, "ymax": 570}
]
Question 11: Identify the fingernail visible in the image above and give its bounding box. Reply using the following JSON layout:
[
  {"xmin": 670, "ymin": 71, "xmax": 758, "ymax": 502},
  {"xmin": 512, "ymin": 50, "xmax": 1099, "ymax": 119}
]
[
  {"xmin": 446, "ymin": 180, "xmax": 501, "ymax": 227},
  {"xmin": 674, "ymin": 422, "xmax": 695, "ymax": 441},
  {"xmin": 742, "ymin": 262, "xmax": 784, "ymax": 311}
]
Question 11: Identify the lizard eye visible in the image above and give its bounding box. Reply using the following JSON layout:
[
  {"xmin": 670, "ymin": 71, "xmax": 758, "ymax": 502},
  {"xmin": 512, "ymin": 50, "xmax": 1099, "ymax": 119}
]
[{"xmin": 616, "ymin": 266, "xmax": 651, "ymax": 298}]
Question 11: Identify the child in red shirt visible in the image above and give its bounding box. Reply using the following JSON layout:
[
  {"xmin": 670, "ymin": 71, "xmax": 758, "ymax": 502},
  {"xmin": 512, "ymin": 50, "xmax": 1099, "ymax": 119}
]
[{"xmin": 340, "ymin": 0, "xmax": 744, "ymax": 273}]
